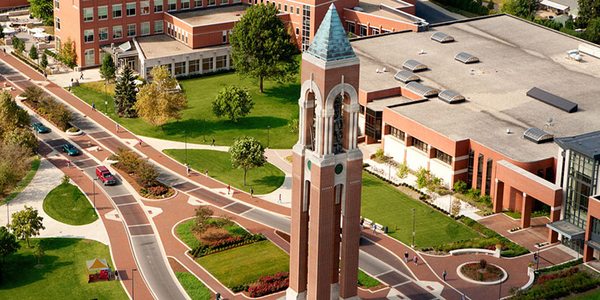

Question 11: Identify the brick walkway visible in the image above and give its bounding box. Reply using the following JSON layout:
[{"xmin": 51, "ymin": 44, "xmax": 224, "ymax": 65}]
[{"xmin": 480, "ymin": 214, "xmax": 551, "ymax": 251}]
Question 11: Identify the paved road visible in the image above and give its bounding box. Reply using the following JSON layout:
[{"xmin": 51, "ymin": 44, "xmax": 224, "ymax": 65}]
[{"xmin": 415, "ymin": 0, "xmax": 461, "ymax": 24}]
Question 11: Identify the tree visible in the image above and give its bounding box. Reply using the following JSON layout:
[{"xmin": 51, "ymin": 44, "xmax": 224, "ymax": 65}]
[
  {"xmin": 9, "ymin": 206, "xmax": 45, "ymax": 248},
  {"xmin": 99, "ymin": 54, "xmax": 116, "ymax": 82},
  {"xmin": 4, "ymin": 128, "xmax": 37, "ymax": 153},
  {"xmin": 584, "ymin": 18, "xmax": 600, "ymax": 44},
  {"xmin": 29, "ymin": 0, "xmax": 54, "ymax": 25},
  {"xmin": 229, "ymin": 137, "xmax": 266, "ymax": 186},
  {"xmin": 137, "ymin": 160, "xmax": 159, "ymax": 187},
  {"xmin": 114, "ymin": 65, "xmax": 137, "ymax": 117},
  {"xmin": 40, "ymin": 53, "xmax": 48, "ymax": 69},
  {"xmin": 0, "ymin": 144, "xmax": 32, "ymax": 194},
  {"xmin": 135, "ymin": 66, "xmax": 187, "ymax": 126},
  {"xmin": 58, "ymin": 38, "xmax": 77, "ymax": 68},
  {"xmin": 11, "ymin": 37, "xmax": 24, "ymax": 54},
  {"xmin": 0, "ymin": 92, "xmax": 30, "ymax": 137},
  {"xmin": 396, "ymin": 163, "xmax": 409, "ymax": 179},
  {"xmin": 487, "ymin": 0, "xmax": 495, "ymax": 10},
  {"xmin": 193, "ymin": 206, "xmax": 214, "ymax": 233},
  {"xmin": 212, "ymin": 86, "xmax": 254, "ymax": 122},
  {"xmin": 453, "ymin": 180, "xmax": 468, "ymax": 194},
  {"xmin": 33, "ymin": 242, "xmax": 45, "ymax": 265},
  {"xmin": 0, "ymin": 226, "xmax": 20, "ymax": 263},
  {"xmin": 501, "ymin": 0, "xmax": 537, "ymax": 19},
  {"xmin": 29, "ymin": 45, "xmax": 38, "ymax": 60},
  {"xmin": 578, "ymin": 0, "xmax": 600, "ymax": 27},
  {"xmin": 230, "ymin": 4, "xmax": 298, "ymax": 93}
]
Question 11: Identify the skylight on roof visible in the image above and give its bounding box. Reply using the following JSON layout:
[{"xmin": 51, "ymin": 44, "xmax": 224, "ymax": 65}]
[
  {"xmin": 524, "ymin": 127, "xmax": 554, "ymax": 144},
  {"xmin": 406, "ymin": 82, "xmax": 438, "ymax": 97},
  {"xmin": 438, "ymin": 89, "xmax": 465, "ymax": 104},
  {"xmin": 394, "ymin": 70, "xmax": 420, "ymax": 83},
  {"xmin": 402, "ymin": 59, "xmax": 427, "ymax": 72},
  {"xmin": 455, "ymin": 52, "xmax": 479, "ymax": 64},
  {"xmin": 431, "ymin": 32, "xmax": 454, "ymax": 43}
]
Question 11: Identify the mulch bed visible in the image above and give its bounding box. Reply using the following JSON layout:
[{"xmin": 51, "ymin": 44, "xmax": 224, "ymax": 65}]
[
  {"xmin": 460, "ymin": 263, "xmax": 504, "ymax": 282},
  {"xmin": 111, "ymin": 164, "xmax": 174, "ymax": 199},
  {"xmin": 168, "ymin": 257, "xmax": 187, "ymax": 273}
]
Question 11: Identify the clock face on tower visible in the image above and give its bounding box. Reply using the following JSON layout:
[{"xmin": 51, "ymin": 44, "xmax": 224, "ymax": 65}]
[
  {"xmin": 335, "ymin": 164, "xmax": 343, "ymax": 175},
  {"xmin": 307, "ymin": 160, "xmax": 312, "ymax": 170}
]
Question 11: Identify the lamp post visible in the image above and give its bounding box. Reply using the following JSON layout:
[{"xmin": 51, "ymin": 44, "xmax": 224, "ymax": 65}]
[
  {"xmin": 267, "ymin": 125, "xmax": 271, "ymax": 148},
  {"xmin": 132, "ymin": 268, "xmax": 137, "ymax": 300},
  {"xmin": 412, "ymin": 208, "xmax": 416, "ymax": 248},
  {"xmin": 104, "ymin": 79, "xmax": 108, "ymax": 114},
  {"xmin": 184, "ymin": 130, "xmax": 188, "ymax": 166}
]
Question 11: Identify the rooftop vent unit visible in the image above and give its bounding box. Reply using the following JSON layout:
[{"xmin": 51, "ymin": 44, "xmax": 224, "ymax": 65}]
[
  {"xmin": 431, "ymin": 32, "xmax": 454, "ymax": 43},
  {"xmin": 118, "ymin": 41, "xmax": 132, "ymax": 52},
  {"xmin": 394, "ymin": 70, "xmax": 420, "ymax": 83},
  {"xmin": 406, "ymin": 82, "xmax": 439, "ymax": 98},
  {"xmin": 524, "ymin": 127, "xmax": 554, "ymax": 144},
  {"xmin": 455, "ymin": 52, "xmax": 479, "ymax": 64},
  {"xmin": 402, "ymin": 59, "xmax": 428, "ymax": 72},
  {"xmin": 527, "ymin": 87, "xmax": 578, "ymax": 113},
  {"xmin": 438, "ymin": 89, "xmax": 465, "ymax": 104}
]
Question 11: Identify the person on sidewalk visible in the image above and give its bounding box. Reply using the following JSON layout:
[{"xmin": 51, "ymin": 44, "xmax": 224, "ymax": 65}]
[
  {"xmin": 372, "ymin": 224, "xmax": 377, "ymax": 234},
  {"xmin": 186, "ymin": 164, "xmax": 191, "ymax": 176},
  {"xmin": 413, "ymin": 256, "xmax": 418, "ymax": 266},
  {"xmin": 211, "ymin": 138, "xmax": 215, "ymax": 146},
  {"xmin": 80, "ymin": 71, "xmax": 84, "ymax": 80},
  {"xmin": 227, "ymin": 184, "xmax": 231, "ymax": 195},
  {"xmin": 92, "ymin": 102, "xmax": 96, "ymax": 111},
  {"xmin": 278, "ymin": 194, "xmax": 282, "ymax": 203},
  {"xmin": 442, "ymin": 270, "xmax": 447, "ymax": 281},
  {"xmin": 360, "ymin": 218, "xmax": 365, "ymax": 230},
  {"xmin": 138, "ymin": 139, "xmax": 143, "ymax": 147},
  {"xmin": 404, "ymin": 251, "xmax": 409, "ymax": 263},
  {"xmin": 250, "ymin": 187, "xmax": 254, "ymax": 198},
  {"xmin": 116, "ymin": 123, "xmax": 120, "ymax": 132}
]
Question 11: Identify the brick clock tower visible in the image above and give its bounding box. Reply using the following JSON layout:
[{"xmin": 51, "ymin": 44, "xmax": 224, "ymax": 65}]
[{"xmin": 287, "ymin": 4, "xmax": 362, "ymax": 300}]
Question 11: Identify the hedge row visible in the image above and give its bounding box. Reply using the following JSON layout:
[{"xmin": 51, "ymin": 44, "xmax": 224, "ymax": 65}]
[
  {"xmin": 190, "ymin": 233, "xmax": 266, "ymax": 258},
  {"xmin": 513, "ymin": 268, "xmax": 600, "ymax": 300}
]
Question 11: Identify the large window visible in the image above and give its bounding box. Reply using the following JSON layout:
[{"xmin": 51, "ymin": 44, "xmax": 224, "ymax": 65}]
[
  {"xmin": 208, "ymin": 0, "xmax": 216, "ymax": 6},
  {"xmin": 189, "ymin": 59, "xmax": 200, "ymax": 74},
  {"xmin": 485, "ymin": 158, "xmax": 493, "ymax": 195},
  {"xmin": 113, "ymin": 25, "xmax": 123, "ymax": 39},
  {"xmin": 476, "ymin": 153, "xmax": 484, "ymax": 190},
  {"xmin": 302, "ymin": 5, "xmax": 310, "ymax": 50},
  {"xmin": 99, "ymin": 27, "xmax": 108, "ymax": 41},
  {"xmin": 412, "ymin": 137, "xmax": 428, "ymax": 152},
  {"xmin": 98, "ymin": 6, "xmax": 108, "ymax": 20},
  {"xmin": 222, "ymin": 31, "xmax": 227, "ymax": 43},
  {"xmin": 195, "ymin": 0, "xmax": 202, "ymax": 7},
  {"xmin": 347, "ymin": 22, "xmax": 355, "ymax": 34},
  {"xmin": 56, "ymin": 17, "xmax": 60, "ymax": 30},
  {"xmin": 436, "ymin": 149, "xmax": 452, "ymax": 165},
  {"xmin": 126, "ymin": 2, "xmax": 136, "ymax": 16},
  {"xmin": 141, "ymin": 22, "xmax": 150, "ymax": 36},
  {"xmin": 389, "ymin": 126, "xmax": 405, "ymax": 141},
  {"xmin": 112, "ymin": 4, "xmax": 122, "ymax": 18},
  {"xmin": 127, "ymin": 24, "xmax": 136, "ymax": 37},
  {"xmin": 83, "ymin": 7, "xmax": 93, "ymax": 22},
  {"xmin": 84, "ymin": 49, "xmax": 95, "ymax": 66},
  {"xmin": 371, "ymin": 27, "xmax": 380, "ymax": 35},
  {"xmin": 141, "ymin": 1, "xmax": 150, "ymax": 14},
  {"xmin": 466, "ymin": 150, "xmax": 474, "ymax": 188},
  {"xmin": 154, "ymin": 0, "xmax": 163, "ymax": 12},
  {"xmin": 216, "ymin": 55, "xmax": 227, "ymax": 70},
  {"xmin": 154, "ymin": 20, "xmax": 164, "ymax": 33},
  {"xmin": 565, "ymin": 151, "xmax": 599, "ymax": 229},
  {"xmin": 174, "ymin": 62, "xmax": 186, "ymax": 76},
  {"xmin": 84, "ymin": 29, "xmax": 94, "ymax": 43},
  {"xmin": 168, "ymin": 0, "xmax": 177, "ymax": 10},
  {"xmin": 55, "ymin": 0, "xmax": 59, "ymax": 9},
  {"xmin": 202, "ymin": 57, "xmax": 213, "ymax": 72},
  {"xmin": 359, "ymin": 25, "xmax": 367, "ymax": 36},
  {"xmin": 182, "ymin": 0, "xmax": 190, "ymax": 9}
]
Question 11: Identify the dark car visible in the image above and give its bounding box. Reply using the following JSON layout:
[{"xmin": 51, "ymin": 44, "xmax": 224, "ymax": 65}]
[
  {"xmin": 62, "ymin": 143, "xmax": 80, "ymax": 156},
  {"xmin": 32, "ymin": 122, "xmax": 50, "ymax": 133},
  {"xmin": 95, "ymin": 166, "xmax": 117, "ymax": 186}
]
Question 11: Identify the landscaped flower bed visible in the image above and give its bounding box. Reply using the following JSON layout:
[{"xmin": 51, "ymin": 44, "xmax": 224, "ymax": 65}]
[
  {"xmin": 21, "ymin": 86, "xmax": 72, "ymax": 131},
  {"xmin": 111, "ymin": 148, "xmax": 174, "ymax": 199},
  {"xmin": 459, "ymin": 260, "xmax": 504, "ymax": 282},
  {"xmin": 513, "ymin": 267, "xmax": 600, "ymax": 300},
  {"xmin": 247, "ymin": 272, "xmax": 289, "ymax": 297}
]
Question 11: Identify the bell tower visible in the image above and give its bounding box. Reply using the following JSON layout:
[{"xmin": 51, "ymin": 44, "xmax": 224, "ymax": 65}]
[{"xmin": 287, "ymin": 4, "xmax": 362, "ymax": 300}]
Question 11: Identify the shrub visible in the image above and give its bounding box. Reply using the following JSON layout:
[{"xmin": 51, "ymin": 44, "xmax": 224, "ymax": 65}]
[
  {"xmin": 21, "ymin": 86, "xmax": 72, "ymax": 131},
  {"xmin": 247, "ymin": 272, "xmax": 289, "ymax": 297},
  {"xmin": 137, "ymin": 160, "xmax": 159, "ymax": 188},
  {"xmin": 144, "ymin": 185, "xmax": 168, "ymax": 196},
  {"xmin": 61, "ymin": 175, "xmax": 70, "ymax": 185},
  {"xmin": 453, "ymin": 180, "xmax": 468, "ymax": 194},
  {"xmin": 397, "ymin": 163, "xmax": 409, "ymax": 179},
  {"xmin": 199, "ymin": 227, "xmax": 231, "ymax": 245},
  {"xmin": 115, "ymin": 148, "xmax": 141, "ymax": 173}
]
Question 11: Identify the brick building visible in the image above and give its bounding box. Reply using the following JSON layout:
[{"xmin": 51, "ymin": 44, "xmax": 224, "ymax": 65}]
[
  {"xmin": 0, "ymin": 0, "xmax": 29, "ymax": 10},
  {"xmin": 53, "ymin": 0, "xmax": 426, "ymax": 71},
  {"xmin": 349, "ymin": 14, "xmax": 600, "ymax": 254}
]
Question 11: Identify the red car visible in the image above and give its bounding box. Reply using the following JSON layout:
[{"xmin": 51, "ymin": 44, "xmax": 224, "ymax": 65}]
[{"xmin": 95, "ymin": 166, "xmax": 117, "ymax": 186}]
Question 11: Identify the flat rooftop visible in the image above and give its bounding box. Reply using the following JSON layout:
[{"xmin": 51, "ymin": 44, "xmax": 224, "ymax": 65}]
[
  {"xmin": 170, "ymin": 4, "xmax": 247, "ymax": 27},
  {"xmin": 356, "ymin": 0, "xmax": 422, "ymax": 23},
  {"xmin": 351, "ymin": 14, "xmax": 600, "ymax": 162},
  {"xmin": 136, "ymin": 34, "xmax": 228, "ymax": 59}
]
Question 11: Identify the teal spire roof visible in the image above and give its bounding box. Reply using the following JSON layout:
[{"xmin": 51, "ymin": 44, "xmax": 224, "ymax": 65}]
[{"xmin": 306, "ymin": 4, "xmax": 356, "ymax": 62}]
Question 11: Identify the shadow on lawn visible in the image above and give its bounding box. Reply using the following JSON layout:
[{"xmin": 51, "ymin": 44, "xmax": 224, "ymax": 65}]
[
  {"xmin": 162, "ymin": 116, "xmax": 288, "ymax": 138},
  {"xmin": 262, "ymin": 83, "xmax": 300, "ymax": 103},
  {"xmin": 251, "ymin": 175, "xmax": 285, "ymax": 188}
]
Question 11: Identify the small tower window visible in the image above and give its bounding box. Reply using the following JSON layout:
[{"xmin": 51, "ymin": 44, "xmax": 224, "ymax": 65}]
[{"xmin": 333, "ymin": 95, "xmax": 344, "ymax": 154}]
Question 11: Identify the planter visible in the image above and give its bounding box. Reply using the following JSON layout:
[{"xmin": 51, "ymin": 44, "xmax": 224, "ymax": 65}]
[
  {"xmin": 65, "ymin": 127, "xmax": 83, "ymax": 136},
  {"xmin": 456, "ymin": 261, "xmax": 508, "ymax": 285}
]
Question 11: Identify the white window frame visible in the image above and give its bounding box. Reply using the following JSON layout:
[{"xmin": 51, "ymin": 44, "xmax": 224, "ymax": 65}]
[
  {"xmin": 113, "ymin": 25, "xmax": 123, "ymax": 39},
  {"xmin": 154, "ymin": 20, "xmax": 164, "ymax": 33},
  {"xmin": 99, "ymin": 27, "xmax": 109, "ymax": 41},
  {"xmin": 126, "ymin": 2, "xmax": 136, "ymax": 16},
  {"xmin": 84, "ymin": 49, "xmax": 95, "ymax": 66},
  {"xmin": 83, "ymin": 7, "xmax": 94, "ymax": 22},
  {"xmin": 140, "ymin": 1, "xmax": 150, "ymax": 15},
  {"xmin": 154, "ymin": 0, "xmax": 163, "ymax": 12},
  {"xmin": 127, "ymin": 24, "xmax": 136, "ymax": 37},
  {"xmin": 112, "ymin": 4, "xmax": 122, "ymax": 18},
  {"xmin": 84, "ymin": 29, "xmax": 94, "ymax": 43},
  {"xmin": 141, "ymin": 22, "xmax": 150, "ymax": 36},
  {"xmin": 98, "ymin": 6, "xmax": 108, "ymax": 20}
]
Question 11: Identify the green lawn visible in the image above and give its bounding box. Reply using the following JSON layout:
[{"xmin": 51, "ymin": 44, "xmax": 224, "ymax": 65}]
[
  {"xmin": 164, "ymin": 149, "xmax": 285, "ymax": 195},
  {"xmin": 0, "ymin": 238, "xmax": 127, "ymax": 300},
  {"xmin": 361, "ymin": 172, "xmax": 478, "ymax": 248},
  {"xmin": 176, "ymin": 218, "xmax": 249, "ymax": 250},
  {"xmin": 196, "ymin": 240, "xmax": 289, "ymax": 289},
  {"xmin": 176, "ymin": 272, "xmax": 212, "ymax": 300},
  {"xmin": 43, "ymin": 182, "xmax": 98, "ymax": 225},
  {"xmin": 1, "ymin": 156, "xmax": 40, "ymax": 205},
  {"xmin": 358, "ymin": 269, "xmax": 381, "ymax": 288},
  {"xmin": 72, "ymin": 72, "xmax": 299, "ymax": 148}
]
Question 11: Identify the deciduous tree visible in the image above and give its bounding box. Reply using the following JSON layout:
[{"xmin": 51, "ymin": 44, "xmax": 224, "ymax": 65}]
[
  {"xmin": 212, "ymin": 86, "xmax": 254, "ymax": 122},
  {"xmin": 135, "ymin": 66, "xmax": 187, "ymax": 126},
  {"xmin": 40, "ymin": 53, "xmax": 48, "ymax": 69},
  {"xmin": 229, "ymin": 137, "xmax": 266, "ymax": 186},
  {"xmin": 99, "ymin": 54, "xmax": 116, "ymax": 82},
  {"xmin": 9, "ymin": 206, "xmax": 45, "ymax": 248},
  {"xmin": 230, "ymin": 4, "xmax": 298, "ymax": 93},
  {"xmin": 29, "ymin": 0, "xmax": 54, "ymax": 25},
  {"xmin": 29, "ymin": 45, "xmax": 38, "ymax": 60},
  {"xmin": 58, "ymin": 38, "xmax": 77, "ymax": 68},
  {"xmin": 584, "ymin": 18, "xmax": 600, "ymax": 44},
  {"xmin": 578, "ymin": 0, "xmax": 600, "ymax": 27},
  {"xmin": 501, "ymin": 0, "xmax": 537, "ymax": 19},
  {"xmin": 114, "ymin": 65, "xmax": 137, "ymax": 117},
  {"xmin": 0, "ymin": 226, "xmax": 20, "ymax": 264}
]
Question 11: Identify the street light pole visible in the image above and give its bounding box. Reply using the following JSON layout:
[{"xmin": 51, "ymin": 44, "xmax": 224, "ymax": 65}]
[
  {"xmin": 104, "ymin": 80, "xmax": 108, "ymax": 114},
  {"xmin": 92, "ymin": 178, "xmax": 96, "ymax": 209},
  {"xmin": 412, "ymin": 208, "xmax": 416, "ymax": 248},
  {"xmin": 132, "ymin": 268, "xmax": 137, "ymax": 300}
]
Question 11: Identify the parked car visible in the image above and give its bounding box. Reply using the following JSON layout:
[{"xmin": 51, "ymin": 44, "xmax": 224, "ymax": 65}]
[
  {"xmin": 32, "ymin": 122, "xmax": 50, "ymax": 133},
  {"xmin": 62, "ymin": 143, "xmax": 80, "ymax": 156},
  {"xmin": 95, "ymin": 166, "xmax": 117, "ymax": 186}
]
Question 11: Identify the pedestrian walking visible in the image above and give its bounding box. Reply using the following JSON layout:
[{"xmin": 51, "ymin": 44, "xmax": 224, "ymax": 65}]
[
  {"xmin": 372, "ymin": 224, "xmax": 377, "ymax": 234},
  {"xmin": 80, "ymin": 71, "xmax": 84, "ymax": 80},
  {"xmin": 250, "ymin": 187, "xmax": 254, "ymax": 198},
  {"xmin": 414, "ymin": 256, "xmax": 418, "ymax": 265},
  {"xmin": 186, "ymin": 164, "xmax": 190, "ymax": 176},
  {"xmin": 116, "ymin": 123, "xmax": 120, "ymax": 132},
  {"xmin": 92, "ymin": 102, "xmax": 96, "ymax": 111},
  {"xmin": 211, "ymin": 138, "xmax": 215, "ymax": 146},
  {"xmin": 67, "ymin": 83, "xmax": 71, "ymax": 92},
  {"xmin": 114, "ymin": 270, "xmax": 119, "ymax": 280},
  {"xmin": 278, "ymin": 194, "xmax": 282, "ymax": 203},
  {"xmin": 205, "ymin": 169, "xmax": 209, "ymax": 176},
  {"xmin": 404, "ymin": 251, "xmax": 409, "ymax": 263},
  {"xmin": 227, "ymin": 184, "xmax": 231, "ymax": 195},
  {"xmin": 138, "ymin": 139, "xmax": 143, "ymax": 147},
  {"xmin": 66, "ymin": 160, "xmax": 71, "ymax": 168},
  {"xmin": 442, "ymin": 270, "xmax": 447, "ymax": 281},
  {"xmin": 360, "ymin": 218, "xmax": 365, "ymax": 230},
  {"xmin": 43, "ymin": 71, "xmax": 47, "ymax": 79}
]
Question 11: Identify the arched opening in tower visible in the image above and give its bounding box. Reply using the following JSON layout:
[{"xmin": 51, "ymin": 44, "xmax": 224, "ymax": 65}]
[{"xmin": 333, "ymin": 94, "xmax": 344, "ymax": 154}]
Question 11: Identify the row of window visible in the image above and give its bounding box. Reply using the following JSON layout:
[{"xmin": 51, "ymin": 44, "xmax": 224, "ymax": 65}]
[
  {"xmin": 347, "ymin": 22, "xmax": 390, "ymax": 37},
  {"xmin": 78, "ymin": 0, "xmax": 241, "ymax": 23},
  {"xmin": 83, "ymin": 21, "xmax": 164, "ymax": 43},
  {"xmin": 145, "ymin": 55, "xmax": 228, "ymax": 77},
  {"xmin": 387, "ymin": 125, "xmax": 453, "ymax": 166}
]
